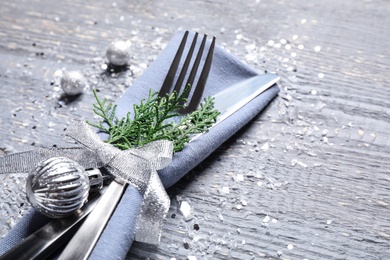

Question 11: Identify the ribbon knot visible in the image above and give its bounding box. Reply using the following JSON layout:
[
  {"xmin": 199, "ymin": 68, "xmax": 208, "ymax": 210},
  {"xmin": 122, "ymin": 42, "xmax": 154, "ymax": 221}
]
[{"xmin": 0, "ymin": 121, "xmax": 174, "ymax": 244}]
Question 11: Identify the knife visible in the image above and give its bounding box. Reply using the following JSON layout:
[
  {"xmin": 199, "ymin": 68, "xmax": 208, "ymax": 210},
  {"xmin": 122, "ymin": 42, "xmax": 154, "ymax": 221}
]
[
  {"xmin": 58, "ymin": 73, "xmax": 280, "ymax": 260},
  {"xmin": 0, "ymin": 186, "xmax": 107, "ymax": 260}
]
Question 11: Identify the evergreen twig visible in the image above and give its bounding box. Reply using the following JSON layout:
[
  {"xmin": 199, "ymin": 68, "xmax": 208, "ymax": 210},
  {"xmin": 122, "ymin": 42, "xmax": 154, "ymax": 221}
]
[{"xmin": 87, "ymin": 86, "xmax": 220, "ymax": 152}]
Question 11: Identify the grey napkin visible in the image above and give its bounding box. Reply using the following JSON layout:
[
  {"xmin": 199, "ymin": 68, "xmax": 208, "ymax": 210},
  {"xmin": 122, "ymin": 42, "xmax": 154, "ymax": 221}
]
[{"xmin": 0, "ymin": 30, "xmax": 279, "ymax": 259}]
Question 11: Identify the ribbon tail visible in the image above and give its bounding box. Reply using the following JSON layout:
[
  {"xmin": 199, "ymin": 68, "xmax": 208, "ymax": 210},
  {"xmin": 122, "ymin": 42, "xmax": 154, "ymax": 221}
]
[
  {"xmin": 134, "ymin": 170, "xmax": 170, "ymax": 244},
  {"xmin": 0, "ymin": 147, "xmax": 101, "ymax": 174}
]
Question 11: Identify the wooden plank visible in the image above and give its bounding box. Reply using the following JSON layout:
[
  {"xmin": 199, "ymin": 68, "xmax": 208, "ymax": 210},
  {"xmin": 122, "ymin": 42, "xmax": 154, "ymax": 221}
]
[{"xmin": 0, "ymin": 0, "xmax": 389, "ymax": 259}]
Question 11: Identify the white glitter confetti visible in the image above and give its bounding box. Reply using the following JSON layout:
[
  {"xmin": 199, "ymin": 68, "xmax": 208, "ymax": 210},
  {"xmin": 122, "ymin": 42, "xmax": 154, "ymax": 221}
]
[
  {"xmin": 220, "ymin": 186, "xmax": 230, "ymax": 194},
  {"xmin": 263, "ymin": 215, "xmax": 270, "ymax": 223},
  {"xmin": 241, "ymin": 200, "xmax": 248, "ymax": 206},
  {"xmin": 235, "ymin": 174, "xmax": 244, "ymax": 182},
  {"xmin": 261, "ymin": 142, "xmax": 269, "ymax": 151},
  {"xmin": 272, "ymin": 218, "xmax": 278, "ymax": 223},
  {"xmin": 245, "ymin": 53, "xmax": 257, "ymax": 61},
  {"xmin": 291, "ymin": 52, "xmax": 297, "ymax": 57},
  {"xmin": 280, "ymin": 39, "xmax": 287, "ymax": 44},
  {"xmin": 285, "ymin": 44, "xmax": 292, "ymax": 50},
  {"xmin": 318, "ymin": 73, "xmax": 325, "ymax": 79},
  {"xmin": 268, "ymin": 40, "xmax": 275, "ymax": 46},
  {"xmin": 218, "ymin": 212, "xmax": 224, "ymax": 221},
  {"xmin": 187, "ymin": 256, "xmax": 197, "ymax": 260},
  {"xmin": 311, "ymin": 90, "xmax": 317, "ymax": 95},
  {"xmin": 273, "ymin": 43, "xmax": 281, "ymax": 48},
  {"xmin": 291, "ymin": 159, "xmax": 308, "ymax": 168},
  {"xmin": 322, "ymin": 129, "xmax": 329, "ymax": 136},
  {"xmin": 54, "ymin": 70, "xmax": 63, "ymax": 77},
  {"xmin": 292, "ymin": 35, "xmax": 298, "ymax": 40},
  {"xmin": 287, "ymin": 244, "xmax": 294, "ymax": 250},
  {"xmin": 298, "ymin": 44, "xmax": 304, "ymax": 50},
  {"xmin": 327, "ymin": 219, "xmax": 333, "ymax": 225},
  {"xmin": 179, "ymin": 201, "xmax": 192, "ymax": 220},
  {"xmin": 314, "ymin": 46, "xmax": 322, "ymax": 52},
  {"xmin": 301, "ymin": 19, "xmax": 307, "ymax": 24}
]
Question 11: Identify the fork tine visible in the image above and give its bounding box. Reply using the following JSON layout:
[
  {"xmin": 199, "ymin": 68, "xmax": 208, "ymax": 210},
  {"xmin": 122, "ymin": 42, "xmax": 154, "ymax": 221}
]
[
  {"xmin": 186, "ymin": 35, "xmax": 216, "ymax": 112},
  {"xmin": 172, "ymin": 32, "xmax": 199, "ymax": 94},
  {"xmin": 158, "ymin": 31, "xmax": 189, "ymax": 97},
  {"xmin": 181, "ymin": 34, "xmax": 207, "ymax": 101}
]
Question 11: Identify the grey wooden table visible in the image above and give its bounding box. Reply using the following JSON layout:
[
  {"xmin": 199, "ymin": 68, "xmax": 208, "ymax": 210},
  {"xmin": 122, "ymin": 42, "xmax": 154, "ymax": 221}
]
[{"xmin": 0, "ymin": 0, "xmax": 389, "ymax": 259}]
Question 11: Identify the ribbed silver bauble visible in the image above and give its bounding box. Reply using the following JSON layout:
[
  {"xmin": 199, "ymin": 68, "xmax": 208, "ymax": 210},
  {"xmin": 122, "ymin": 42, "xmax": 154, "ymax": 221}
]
[
  {"xmin": 60, "ymin": 70, "xmax": 87, "ymax": 96},
  {"xmin": 26, "ymin": 157, "xmax": 90, "ymax": 218},
  {"xmin": 106, "ymin": 40, "xmax": 131, "ymax": 66}
]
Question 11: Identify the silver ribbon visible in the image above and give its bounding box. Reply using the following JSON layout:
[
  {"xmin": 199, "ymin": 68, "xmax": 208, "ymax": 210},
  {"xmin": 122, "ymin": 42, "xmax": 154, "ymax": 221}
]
[{"xmin": 0, "ymin": 121, "xmax": 173, "ymax": 244}]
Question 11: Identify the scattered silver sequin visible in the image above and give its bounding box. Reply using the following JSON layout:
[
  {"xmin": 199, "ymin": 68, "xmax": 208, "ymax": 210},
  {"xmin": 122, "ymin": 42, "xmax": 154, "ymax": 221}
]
[
  {"xmin": 106, "ymin": 40, "xmax": 132, "ymax": 66},
  {"xmin": 60, "ymin": 70, "xmax": 87, "ymax": 95},
  {"xmin": 179, "ymin": 200, "xmax": 193, "ymax": 221},
  {"xmin": 261, "ymin": 142, "xmax": 269, "ymax": 151},
  {"xmin": 220, "ymin": 186, "xmax": 230, "ymax": 194},
  {"xmin": 235, "ymin": 174, "xmax": 244, "ymax": 182},
  {"xmin": 218, "ymin": 212, "xmax": 224, "ymax": 221}
]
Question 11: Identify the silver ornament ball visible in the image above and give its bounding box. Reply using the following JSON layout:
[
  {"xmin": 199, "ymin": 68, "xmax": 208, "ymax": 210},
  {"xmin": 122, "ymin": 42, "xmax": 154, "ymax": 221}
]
[
  {"xmin": 106, "ymin": 40, "xmax": 131, "ymax": 66},
  {"xmin": 26, "ymin": 157, "xmax": 90, "ymax": 218},
  {"xmin": 60, "ymin": 70, "xmax": 87, "ymax": 96}
]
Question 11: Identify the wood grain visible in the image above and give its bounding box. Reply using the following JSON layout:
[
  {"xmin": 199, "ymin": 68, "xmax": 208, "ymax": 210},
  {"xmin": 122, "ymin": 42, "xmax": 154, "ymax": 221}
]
[{"xmin": 0, "ymin": 0, "xmax": 389, "ymax": 259}]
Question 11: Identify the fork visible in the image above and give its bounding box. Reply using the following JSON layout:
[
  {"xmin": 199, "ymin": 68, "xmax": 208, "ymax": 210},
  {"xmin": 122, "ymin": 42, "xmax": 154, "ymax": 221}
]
[
  {"xmin": 58, "ymin": 30, "xmax": 216, "ymax": 260},
  {"xmin": 159, "ymin": 30, "xmax": 216, "ymax": 112}
]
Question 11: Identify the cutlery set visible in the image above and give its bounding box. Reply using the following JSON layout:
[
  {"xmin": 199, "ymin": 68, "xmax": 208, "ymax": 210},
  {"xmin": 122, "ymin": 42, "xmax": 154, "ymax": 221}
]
[{"xmin": 0, "ymin": 30, "xmax": 279, "ymax": 259}]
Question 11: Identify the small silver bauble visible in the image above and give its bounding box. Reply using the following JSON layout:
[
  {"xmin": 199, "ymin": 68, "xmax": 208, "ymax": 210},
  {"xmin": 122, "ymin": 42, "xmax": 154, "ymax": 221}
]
[
  {"xmin": 106, "ymin": 40, "xmax": 131, "ymax": 66},
  {"xmin": 26, "ymin": 157, "xmax": 91, "ymax": 218},
  {"xmin": 60, "ymin": 70, "xmax": 87, "ymax": 96}
]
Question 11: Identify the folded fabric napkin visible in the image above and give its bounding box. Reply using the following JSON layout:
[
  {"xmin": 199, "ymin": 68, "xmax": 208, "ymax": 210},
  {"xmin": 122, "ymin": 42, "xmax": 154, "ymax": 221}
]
[{"xmin": 0, "ymin": 30, "xmax": 279, "ymax": 259}]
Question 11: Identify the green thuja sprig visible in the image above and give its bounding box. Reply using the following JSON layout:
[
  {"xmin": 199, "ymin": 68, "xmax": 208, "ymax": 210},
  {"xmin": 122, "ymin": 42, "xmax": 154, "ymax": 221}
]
[{"xmin": 87, "ymin": 86, "xmax": 220, "ymax": 152}]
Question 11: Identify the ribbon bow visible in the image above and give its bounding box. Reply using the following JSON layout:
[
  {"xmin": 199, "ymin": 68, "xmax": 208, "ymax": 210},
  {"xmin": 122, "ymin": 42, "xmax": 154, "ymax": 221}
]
[{"xmin": 0, "ymin": 121, "xmax": 173, "ymax": 244}]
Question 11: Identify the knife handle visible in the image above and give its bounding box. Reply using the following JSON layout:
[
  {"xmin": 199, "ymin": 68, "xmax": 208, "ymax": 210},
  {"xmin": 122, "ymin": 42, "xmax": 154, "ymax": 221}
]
[
  {"xmin": 0, "ymin": 192, "xmax": 102, "ymax": 260},
  {"xmin": 58, "ymin": 178, "xmax": 127, "ymax": 260}
]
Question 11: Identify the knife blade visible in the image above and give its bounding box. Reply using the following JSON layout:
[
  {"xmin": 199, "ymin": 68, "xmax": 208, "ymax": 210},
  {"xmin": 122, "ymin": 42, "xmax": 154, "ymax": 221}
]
[
  {"xmin": 0, "ymin": 186, "xmax": 106, "ymax": 260},
  {"xmin": 58, "ymin": 73, "xmax": 280, "ymax": 260}
]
